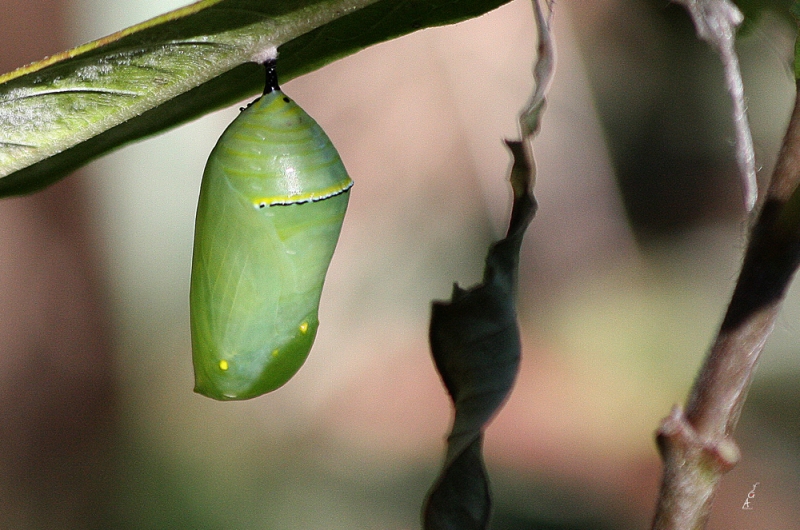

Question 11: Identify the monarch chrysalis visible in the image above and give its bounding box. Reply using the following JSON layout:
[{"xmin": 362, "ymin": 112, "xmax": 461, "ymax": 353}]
[{"xmin": 190, "ymin": 60, "xmax": 352, "ymax": 400}]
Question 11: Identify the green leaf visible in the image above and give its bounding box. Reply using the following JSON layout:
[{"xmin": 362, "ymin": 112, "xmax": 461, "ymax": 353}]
[
  {"xmin": 0, "ymin": 0, "xmax": 512, "ymax": 197},
  {"xmin": 793, "ymin": 1, "xmax": 800, "ymax": 79}
]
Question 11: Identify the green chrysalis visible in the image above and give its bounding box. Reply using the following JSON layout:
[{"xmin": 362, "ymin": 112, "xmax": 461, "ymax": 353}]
[{"xmin": 190, "ymin": 60, "xmax": 352, "ymax": 400}]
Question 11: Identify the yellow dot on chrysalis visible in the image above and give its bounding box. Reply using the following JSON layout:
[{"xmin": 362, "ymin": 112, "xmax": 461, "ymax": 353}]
[
  {"xmin": 219, "ymin": 360, "xmax": 229, "ymax": 371},
  {"xmin": 299, "ymin": 321, "xmax": 309, "ymax": 334},
  {"xmin": 271, "ymin": 349, "xmax": 279, "ymax": 358}
]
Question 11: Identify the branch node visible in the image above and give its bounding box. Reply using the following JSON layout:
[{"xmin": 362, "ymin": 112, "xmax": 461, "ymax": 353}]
[{"xmin": 656, "ymin": 405, "xmax": 740, "ymax": 473}]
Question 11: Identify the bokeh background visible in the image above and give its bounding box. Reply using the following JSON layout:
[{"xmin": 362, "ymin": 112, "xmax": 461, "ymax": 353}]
[{"xmin": 1, "ymin": 0, "xmax": 799, "ymax": 528}]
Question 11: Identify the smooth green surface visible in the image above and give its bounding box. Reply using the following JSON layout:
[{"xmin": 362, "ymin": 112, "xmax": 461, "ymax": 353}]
[
  {"xmin": 0, "ymin": 0, "xmax": 513, "ymax": 197},
  {"xmin": 190, "ymin": 90, "xmax": 351, "ymax": 400},
  {"xmin": 794, "ymin": 1, "xmax": 800, "ymax": 79}
]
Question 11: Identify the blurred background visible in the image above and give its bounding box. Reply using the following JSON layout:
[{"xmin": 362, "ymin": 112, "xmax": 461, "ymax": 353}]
[{"xmin": 1, "ymin": 0, "xmax": 799, "ymax": 528}]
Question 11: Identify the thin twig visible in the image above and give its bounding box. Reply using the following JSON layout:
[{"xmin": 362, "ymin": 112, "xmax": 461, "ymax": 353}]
[
  {"xmin": 519, "ymin": 0, "xmax": 555, "ymax": 143},
  {"xmin": 673, "ymin": 0, "xmax": 758, "ymax": 210},
  {"xmin": 651, "ymin": 81, "xmax": 800, "ymax": 529}
]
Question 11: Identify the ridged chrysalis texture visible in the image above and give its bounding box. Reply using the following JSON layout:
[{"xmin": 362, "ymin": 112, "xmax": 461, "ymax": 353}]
[{"xmin": 190, "ymin": 67, "xmax": 352, "ymax": 400}]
